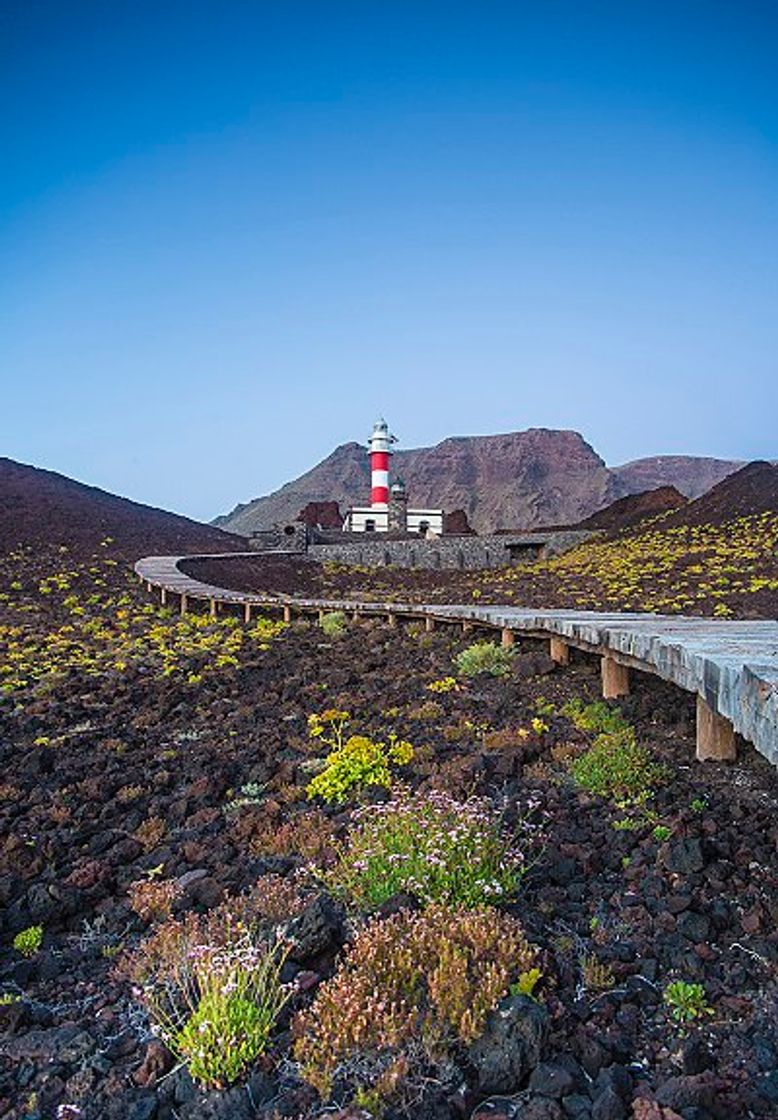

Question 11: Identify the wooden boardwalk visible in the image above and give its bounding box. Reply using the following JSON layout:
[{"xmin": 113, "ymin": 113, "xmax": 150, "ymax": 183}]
[{"xmin": 135, "ymin": 553, "xmax": 778, "ymax": 768}]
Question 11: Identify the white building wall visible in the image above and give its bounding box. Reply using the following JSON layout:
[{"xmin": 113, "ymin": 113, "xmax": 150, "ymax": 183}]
[
  {"xmin": 407, "ymin": 509, "xmax": 444, "ymax": 534},
  {"xmin": 346, "ymin": 508, "xmax": 389, "ymax": 532}
]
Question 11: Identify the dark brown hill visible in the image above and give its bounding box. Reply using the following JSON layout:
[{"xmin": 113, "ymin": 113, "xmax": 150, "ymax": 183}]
[
  {"xmin": 296, "ymin": 501, "xmax": 343, "ymax": 529},
  {"xmin": 216, "ymin": 429, "xmax": 745, "ymax": 535},
  {"xmin": 575, "ymin": 486, "xmax": 688, "ymax": 533},
  {"xmin": 0, "ymin": 457, "xmax": 246, "ymax": 560},
  {"xmin": 661, "ymin": 461, "xmax": 778, "ymax": 528}
]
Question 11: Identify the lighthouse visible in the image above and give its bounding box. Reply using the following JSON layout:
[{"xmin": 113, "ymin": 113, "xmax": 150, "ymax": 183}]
[
  {"xmin": 368, "ymin": 417, "xmax": 397, "ymax": 508},
  {"xmin": 342, "ymin": 417, "xmax": 444, "ymax": 534}
]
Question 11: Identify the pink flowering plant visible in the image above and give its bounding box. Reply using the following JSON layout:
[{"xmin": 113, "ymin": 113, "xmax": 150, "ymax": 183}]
[
  {"xmin": 119, "ymin": 878, "xmax": 301, "ymax": 1088},
  {"xmin": 172, "ymin": 938, "xmax": 289, "ymax": 1088},
  {"xmin": 323, "ymin": 788, "xmax": 532, "ymax": 910},
  {"xmin": 294, "ymin": 903, "xmax": 539, "ymax": 1103}
]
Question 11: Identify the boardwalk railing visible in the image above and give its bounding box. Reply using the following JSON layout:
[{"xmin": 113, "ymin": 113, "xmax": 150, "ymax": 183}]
[{"xmin": 135, "ymin": 553, "xmax": 778, "ymax": 768}]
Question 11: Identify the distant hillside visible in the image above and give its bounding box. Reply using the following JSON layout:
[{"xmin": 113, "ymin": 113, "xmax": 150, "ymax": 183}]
[
  {"xmin": 611, "ymin": 455, "xmax": 742, "ymax": 500},
  {"xmin": 661, "ymin": 460, "xmax": 778, "ymax": 528},
  {"xmin": 0, "ymin": 458, "xmax": 246, "ymax": 560},
  {"xmin": 215, "ymin": 428, "xmax": 745, "ymax": 535},
  {"xmin": 575, "ymin": 485, "xmax": 688, "ymax": 533}
]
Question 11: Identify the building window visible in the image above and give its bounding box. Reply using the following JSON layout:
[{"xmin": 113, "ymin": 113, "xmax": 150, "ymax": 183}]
[
  {"xmin": 365, "ymin": 519, "xmax": 376, "ymax": 532},
  {"xmin": 419, "ymin": 520, "xmax": 430, "ymax": 537}
]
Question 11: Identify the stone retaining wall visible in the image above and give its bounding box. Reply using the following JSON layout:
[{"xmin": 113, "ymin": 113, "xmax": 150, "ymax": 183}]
[{"xmin": 305, "ymin": 530, "xmax": 592, "ymax": 570}]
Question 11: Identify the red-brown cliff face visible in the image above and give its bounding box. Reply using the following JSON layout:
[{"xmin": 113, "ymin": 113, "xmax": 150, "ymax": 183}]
[{"xmin": 214, "ymin": 430, "xmax": 748, "ymax": 535}]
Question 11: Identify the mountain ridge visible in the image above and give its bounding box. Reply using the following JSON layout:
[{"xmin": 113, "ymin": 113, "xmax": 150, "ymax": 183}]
[{"xmin": 214, "ymin": 428, "xmax": 746, "ymax": 534}]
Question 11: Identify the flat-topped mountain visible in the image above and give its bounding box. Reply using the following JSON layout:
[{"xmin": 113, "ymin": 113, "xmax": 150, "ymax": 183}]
[
  {"xmin": 215, "ymin": 428, "xmax": 744, "ymax": 534},
  {"xmin": 0, "ymin": 457, "xmax": 246, "ymax": 559}
]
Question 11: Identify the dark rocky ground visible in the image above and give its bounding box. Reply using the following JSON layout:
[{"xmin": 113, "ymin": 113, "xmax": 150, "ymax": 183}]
[{"xmin": 1, "ymin": 542, "xmax": 777, "ymax": 1120}]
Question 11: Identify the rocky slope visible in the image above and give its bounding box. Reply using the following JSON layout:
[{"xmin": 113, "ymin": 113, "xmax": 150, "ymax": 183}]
[
  {"xmin": 0, "ymin": 457, "xmax": 246, "ymax": 560},
  {"xmin": 215, "ymin": 429, "xmax": 744, "ymax": 535},
  {"xmin": 612, "ymin": 455, "xmax": 744, "ymax": 500},
  {"xmin": 574, "ymin": 485, "xmax": 688, "ymax": 533}
]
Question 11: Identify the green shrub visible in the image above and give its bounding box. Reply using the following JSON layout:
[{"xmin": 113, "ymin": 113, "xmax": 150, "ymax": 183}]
[
  {"xmin": 561, "ymin": 698, "xmax": 630, "ymax": 735},
  {"xmin": 325, "ymin": 789, "xmax": 525, "ymax": 909},
  {"xmin": 121, "ymin": 879, "xmax": 299, "ymax": 1088},
  {"xmin": 294, "ymin": 904, "xmax": 538, "ymax": 1103},
  {"xmin": 12, "ymin": 925, "xmax": 43, "ymax": 957},
  {"xmin": 571, "ymin": 729, "xmax": 666, "ymax": 801},
  {"xmin": 306, "ymin": 733, "xmax": 414, "ymax": 804},
  {"xmin": 174, "ymin": 939, "xmax": 289, "ymax": 1088},
  {"xmin": 319, "ymin": 611, "xmax": 348, "ymax": 637},
  {"xmin": 455, "ymin": 641, "xmax": 514, "ymax": 678},
  {"xmin": 663, "ymin": 980, "xmax": 713, "ymax": 1023}
]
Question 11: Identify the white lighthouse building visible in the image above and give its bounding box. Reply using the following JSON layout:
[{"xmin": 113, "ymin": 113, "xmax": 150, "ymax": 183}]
[{"xmin": 344, "ymin": 418, "xmax": 444, "ymax": 535}]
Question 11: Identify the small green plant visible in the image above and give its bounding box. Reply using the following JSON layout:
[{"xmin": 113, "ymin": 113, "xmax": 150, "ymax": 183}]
[
  {"xmin": 426, "ymin": 676, "xmax": 461, "ymax": 694},
  {"xmin": 690, "ymin": 797, "xmax": 708, "ymax": 814},
  {"xmin": 581, "ymin": 954, "xmax": 615, "ymax": 991},
  {"xmin": 571, "ymin": 729, "xmax": 666, "ymax": 802},
  {"xmin": 325, "ymin": 789, "xmax": 527, "ymax": 909},
  {"xmin": 454, "ymin": 641, "xmax": 514, "ymax": 678},
  {"xmin": 0, "ymin": 992, "xmax": 20, "ymax": 1005},
  {"xmin": 225, "ymin": 782, "xmax": 267, "ymax": 813},
  {"xmin": 562, "ymin": 699, "xmax": 630, "ymax": 735},
  {"xmin": 534, "ymin": 696, "xmax": 556, "ymax": 717},
  {"xmin": 121, "ymin": 880, "xmax": 301, "ymax": 1088},
  {"xmin": 12, "ymin": 925, "xmax": 43, "ymax": 957},
  {"xmin": 319, "ymin": 611, "xmax": 348, "ymax": 637},
  {"xmin": 652, "ymin": 824, "xmax": 672, "ymax": 841},
  {"xmin": 511, "ymin": 967, "xmax": 543, "ymax": 999},
  {"xmin": 663, "ymin": 980, "xmax": 713, "ymax": 1023},
  {"xmin": 307, "ymin": 708, "xmax": 350, "ymax": 748},
  {"xmin": 307, "ymin": 733, "xmax": 414, "ymax": 804}
]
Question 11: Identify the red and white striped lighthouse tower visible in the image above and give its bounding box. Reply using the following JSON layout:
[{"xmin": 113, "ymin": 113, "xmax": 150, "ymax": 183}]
[{"xmin": 368, "ymin": 417, "xmax": 397, "ymax": 508}]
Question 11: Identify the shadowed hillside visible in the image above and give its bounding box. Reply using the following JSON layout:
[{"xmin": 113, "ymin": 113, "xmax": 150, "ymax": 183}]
[{"xmin": 0, "ymin": 457, "xmax": 246, "ymax": 560}]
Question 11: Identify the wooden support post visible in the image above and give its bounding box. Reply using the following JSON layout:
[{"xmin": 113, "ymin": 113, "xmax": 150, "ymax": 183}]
[
  {"xmin": 180, "ymin": 594, "xmax": 187, "ymax": 615},
  {"xmin": 352, "ymin": 610, "xmax": 360, "ymax": 622},
  {"xmin": 283, "ymin": 604, "xmax": 291, "ymax": 623},
  {"xmin": 160, "ymin": 588, "xmax": 167, "ymax": 607},
  {"xmin": 387, "ymin": 612, "xmax": 397, "ymax": 628},
  {"xmin": 696, "ymin": 695, "xmax": 736, "ymax": 761},
  {"xmin": 601, "ymin": 655, "xmax": 629, "ymax": 699},
  {"xmin": 210, "ymin": 599, "xmax": 218, "ymax": 618},
  {"xmin": 501, "ymin": 628, "xmax": 515, "ymax": 648},
  {"xmin": 318, "ymin": 609, "xmax": 325, "ymax": 624},
  {"xmin": 462, "ymin": 620, "xmax": 473, "ymax": 633},
  {"xmin": 244, "ymin": 602, "xmax": 252, "ymax": 624},
  {"xmin": 549, "ymin": 637, "xmax": 570, "ymax": 665},
  {"xmin": 425, "ymin": 616, "xmax": 435, "ymax": 632},
  {"xmin": 146, "ymin": 581, "xmax": 152, "ymax": 592}
]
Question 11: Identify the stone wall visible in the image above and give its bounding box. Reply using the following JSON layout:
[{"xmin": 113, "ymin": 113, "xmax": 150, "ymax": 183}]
[{"xmin": 305, "ymin": 531, "xmax": 592, "ymax": 570}]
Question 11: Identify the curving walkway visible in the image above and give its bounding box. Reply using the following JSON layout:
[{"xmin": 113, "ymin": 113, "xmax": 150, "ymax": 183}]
[{"xmin": 135, "ymin": 553, "xmax": 778, "ymax": 768}]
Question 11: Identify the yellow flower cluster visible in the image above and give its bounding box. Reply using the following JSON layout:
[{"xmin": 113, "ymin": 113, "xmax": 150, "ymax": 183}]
[
  {"xmin": 476, "ymin": 512, "xmax": 778, "ymax": 615},
  {"xmin": 0, "ymin": 549, "xmax": 287, "ymax": 696}
]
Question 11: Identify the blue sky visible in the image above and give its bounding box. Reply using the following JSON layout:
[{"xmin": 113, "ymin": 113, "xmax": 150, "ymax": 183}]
[{"xmin": 2, "ymin": 1, "xmax": 776, "ymax": 520}]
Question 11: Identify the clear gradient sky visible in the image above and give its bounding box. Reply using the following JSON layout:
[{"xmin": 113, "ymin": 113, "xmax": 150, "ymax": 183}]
[{"xmin": 2, "ymin": 1, "xmax": 776, "ymax": 521}]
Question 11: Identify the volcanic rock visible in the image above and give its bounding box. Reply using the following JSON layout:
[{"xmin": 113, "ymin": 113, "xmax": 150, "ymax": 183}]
[{"xmin": 468, "ymin": 994, "xmax": 549, "ymax": 1093}]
